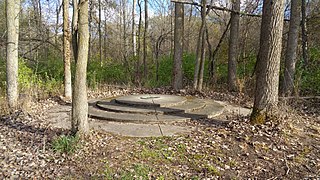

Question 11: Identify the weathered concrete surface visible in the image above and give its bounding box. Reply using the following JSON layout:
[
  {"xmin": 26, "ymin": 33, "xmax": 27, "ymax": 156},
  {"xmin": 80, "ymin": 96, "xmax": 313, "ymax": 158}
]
[
  {"xmin": 45, "ymin": 105, "xmax": 192, "ymax": 137},
  {"xmin": 96, "ymin": 100, "xmax": 184, "ymax": 115},
  {"xmin": 45, "ymin": 95, "xmax": 251, "ymax": 137},
  {"xmin": 91, "ymin": 121, "xmax": 193, "ymax": 137},
  {"xmin": 115, "ymin": 94, "xmax": 187, "ymax": 107},
  {"xmin": 89, "ymin": 95, "xmax": 225, "ymax": 123},
  {"xmin": 89, "ymin": 105, "xmax": 190, "ymax": 123}
]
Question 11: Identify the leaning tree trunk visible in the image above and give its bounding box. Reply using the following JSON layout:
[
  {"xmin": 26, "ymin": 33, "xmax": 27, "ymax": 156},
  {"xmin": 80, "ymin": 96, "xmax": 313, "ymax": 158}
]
[
  {"xmin": 228, "ymin": 0, "xmax": 240, "ymax": 92},
  {"xmin": 281, "ymin": 0, "xmax": 301, "ymax": 96},
  {"xmin": 193, "ymin": 0, "xmax": 206, "ymax": 90},
  {"xmin": 172, "ymin": 2, "xmax": 184, "ymax": 90},
  {"xmin": 63, "ymin": 0, "xmax": 72, "ymax": 100},
  {"xmin": 72, "ymin": 0, "xmax": 89, "ymax": 135},
  {"xmin": 198, "ymin": 26, "xmax": 206, "ymax": 91},
  {"xmin": 250, "ymin": 0, "xmax": 285, "ymax": 124},
  {"xmin": 6, "ymin": 0, "xmax": 20, "ymax": 109}
]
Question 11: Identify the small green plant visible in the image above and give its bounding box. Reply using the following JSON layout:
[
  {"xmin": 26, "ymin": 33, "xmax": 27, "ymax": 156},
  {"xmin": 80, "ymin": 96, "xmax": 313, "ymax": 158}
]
[{"xmin": 51, "ymin": 135, "xmax": 80, "ymax": 154}]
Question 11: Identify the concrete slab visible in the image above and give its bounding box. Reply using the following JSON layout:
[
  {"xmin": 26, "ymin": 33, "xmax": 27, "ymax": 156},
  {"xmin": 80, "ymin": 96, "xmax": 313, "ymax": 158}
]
[
  {"xmin": 45, "ymin": 98, "xmax": 250, "ymax": 137},
  {"xmin": 96, "ymin": 100, "xmax": 184, "ymax": 115},
  {"xmin": 89, "ymin": 105, "xmax": 190, "ymax": 123},
  {"xmin": 115, "ymin": 94, "xmax": 187, "ymax": 107},
  {"xmin": 172, "ymin": 98, "xmax": 206, "ymax": 112},
  {"xmin": 190, "ymin": 101, "xmax": 225, "ymax": 118},
  {"xmin": 91, "ymin": 121, "xmax": 193, "ymax": 137}
]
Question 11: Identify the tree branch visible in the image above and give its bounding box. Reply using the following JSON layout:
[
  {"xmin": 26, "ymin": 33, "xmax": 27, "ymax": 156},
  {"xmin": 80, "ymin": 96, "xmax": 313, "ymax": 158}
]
[{"xmin": 171, "ymin": 0, "xmax": 290, "ymax": 21}]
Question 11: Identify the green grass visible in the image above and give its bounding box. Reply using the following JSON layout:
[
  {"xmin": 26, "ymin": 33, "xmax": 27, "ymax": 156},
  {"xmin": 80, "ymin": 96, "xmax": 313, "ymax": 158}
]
[{"xmin": 51, "ymin": 135, "xmax": 80, "ymax": 154}]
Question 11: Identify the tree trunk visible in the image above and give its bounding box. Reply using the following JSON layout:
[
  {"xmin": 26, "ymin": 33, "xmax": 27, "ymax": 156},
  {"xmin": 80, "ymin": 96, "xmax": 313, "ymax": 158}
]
[
  {"xmin": 173, "ymin": 2, "xmax": 184, "ymax": 90},
  {"xmin": 88, "ymin": 0, "xmax": 93, "ymax": 62},
  {"xmin": 281, "ymin": 0, "xmax": 301, "ymax": 96},
  {"xmin": 193, "ymin": 0, "xmax": 206, "ymax": 90},
  {"xmin": 99, "ymin": 0, "xmax": 102, "ymax": 65},
  {"xmin": 198, "ymin": 26, "xmax": 206, "ymax": 91},
  {"xmin": 72, "ymin": 0, "xmax": 78, "ymax": 62},
  {"xmin": 63, "ymin": 0, "xmax": 72, "ymax": 100},
  {"xmin": 136, "ymin": 0, "xmax": 142, "ymax": 83},
  {"xmin": 132, "ymin": 0, "xmax": 137, "ymax": 56},
  {"xmin": 122, "ymin": 0, "xmax": 127, "ymax": 64},
  {"xmin": 72, "ymin": 0, "xmax": 89, "ymax": 135},
  {"xmin": 143, "ymin": 0, "xmax": 148, "ymax": 79},
  {"xmin": 209, "ymin": 19, "xmax": 231, "ymax": 83},
  {"xmin": 301, "ymin": 0, "xmax": 308, "ymax": 66},
  {"xmin": 104, "ymin": 18, "xmax": 107, "ymax": 60},
  {"xmin": 250, "ymin": 0, "xmax": 285, "ymax": 124},
  {"xmin": 6, "ymin": 0, "xmax": 20, "ymax": 109},
  {"xmin": 228, "ymin": 0, "xmax": 240, "ymax": 92},
  {"xmin": 55, "ymin": 1, "xmax": 61, "ymax": 45}
]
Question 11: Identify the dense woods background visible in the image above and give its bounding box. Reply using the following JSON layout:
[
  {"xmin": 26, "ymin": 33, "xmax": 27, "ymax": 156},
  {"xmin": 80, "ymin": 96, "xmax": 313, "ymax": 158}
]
[
  {"xmin": 1, "ymin": 1, "xmax": 320, "ymax": 178},
  {"xmin": 1, "ymin": 0, "xmax": 319, "ymax": 97}
]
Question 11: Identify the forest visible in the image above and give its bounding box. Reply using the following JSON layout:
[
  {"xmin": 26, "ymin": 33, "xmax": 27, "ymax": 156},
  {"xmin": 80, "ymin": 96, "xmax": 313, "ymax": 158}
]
[{"xmin": 0, "ymin": 0, "xmax": 320, "ymax": 179}]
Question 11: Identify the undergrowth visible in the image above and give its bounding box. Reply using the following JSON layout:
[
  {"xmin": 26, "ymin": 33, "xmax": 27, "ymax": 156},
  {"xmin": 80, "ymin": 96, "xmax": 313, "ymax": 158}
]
[{"xmin": 51, "ymin": 135, "xmax": 80, "ymax": 154}]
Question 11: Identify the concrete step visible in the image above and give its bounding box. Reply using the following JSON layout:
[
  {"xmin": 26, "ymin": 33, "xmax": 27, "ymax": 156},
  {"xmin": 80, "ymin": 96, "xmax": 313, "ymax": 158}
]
[
  {"xmin": 189, "ymin": 100, "xmax": 225, "ymax": 118},
  {"xmin": 96, "ymin": 100, "xmax": 184, "ymax": 115},
  {"xmin": 115, "ymin": 94, "xmax": 187, "ymax": 107},
  {"xmin": 88, "ymin": 105, "xmax": 190, "ymax": 124}
]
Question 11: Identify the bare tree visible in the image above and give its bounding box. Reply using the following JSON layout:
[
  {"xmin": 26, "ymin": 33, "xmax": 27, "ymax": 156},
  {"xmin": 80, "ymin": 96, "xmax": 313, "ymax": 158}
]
[
  {"xmin": 143, "ymin": 0, "xmax": 148, "ymax": 78},
  {"xmin": 63, "ymin": 0, "xmax": 72, "ymax": 99},
  {"xmin": 72, "ymin": 0, "xmax": 90, "ymax": 135},
  {"xmin": 6, "ymin": 0, "xmax": 20, "ymax": 109},
  {"xmin": 193, "ymin": 0, "xmax": 206, "ymax": 91},
  {"xmin": 250, "ymin": 0, "xmax": 285, "ymax": 124},
  {"xmin": 99, "ymin": 0, "xmax": 102, "ymax": 64},
  {"xmin": 72, "ymin": 0, "xmax": 78, "ymax": 61},
  {"xmin": 173, "ymin": 2, "xmax": 184, "ymax": 90},
  {"xmin": 281, "ymin": 0, "xmax": 301, "ymax": 96},
  {"xmin": 132, "ymin": 0, "xmax": 137, "ymax": 56},
  {"xmin": 301, "ymin": 0, "xmax": 308, "ymax": 66},
  {"xmin": 228, "ymin": 0, "xmax": 240, "ymax": 92}
]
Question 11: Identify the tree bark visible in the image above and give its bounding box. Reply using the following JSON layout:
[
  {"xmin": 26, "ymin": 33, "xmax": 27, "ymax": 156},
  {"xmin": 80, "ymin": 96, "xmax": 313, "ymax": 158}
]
[
  {"xmin": 143, "ymin": 0, "xmax": 148, "ymax": 79},
  {"xmin": 72, "ymin": 0, "xmax": 89, "ymax": 135},
  {"xmin": 173, "ymin": 2, "xmax": 184, "ymax": 90},
  {"xmin": 88, "ymin": 0, "xmax": 93, "ymax": 62},
  {"xmin": 63, "ymin": 0, "xmax": 72, "ymax": 100},
  {"xmin": 198, "ymin": 26, "xmax": 206, "ymax": 91},
  {"xmin": 301, "ymin": 0, "xmax": 308, "ymax": 66},
  {"xmin": 72, "ymin": 0, "xmax": 78, "ymax": 62},
  {"xmin": 250, "ymin": 0, "xmax": 285, "ymax": 124},
  {"xmin": 193, "ymin": 0, "xmax": 206, "ymax": 90},
  {"xmin": 99, "ymin": 0, "xmax": 102, "ymax": 65},
  {"xmin": 6, "ymin": 0, "xmax": 20, "ymax": 109},
  {"xmin": 136, "ymin": 0, "xmax": 142, "ymax": 83},
  {"xmin": 104, "ymin": 18, "xmax": 107, "ymax": 60},
  {"xmin": 122, "ymin": 0, "xmax": 127, "ymax": 63},
  {"xmin": 132, "ymin": 0, "xmax": 137, "ymax": 56},
  {"xmin": 281, "ymin": 0, "xmax": 301, "ymax": 96},
  {"xmin": 228, "ymin": 0, "xmax": 240, "ymax": 92}
]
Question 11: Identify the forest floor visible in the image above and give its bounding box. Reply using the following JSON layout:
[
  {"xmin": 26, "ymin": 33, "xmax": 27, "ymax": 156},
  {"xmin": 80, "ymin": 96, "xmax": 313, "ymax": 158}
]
[{"xmin": 0, "ymin": 87, "xmax": 320, "ymax": 179}]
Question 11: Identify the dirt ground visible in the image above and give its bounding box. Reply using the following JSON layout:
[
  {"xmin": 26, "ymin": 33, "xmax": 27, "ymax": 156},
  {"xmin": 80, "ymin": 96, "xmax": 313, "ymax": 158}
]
[{"xmin": 0, "ymin": 87, "xmax": 319, "ymax": 179}]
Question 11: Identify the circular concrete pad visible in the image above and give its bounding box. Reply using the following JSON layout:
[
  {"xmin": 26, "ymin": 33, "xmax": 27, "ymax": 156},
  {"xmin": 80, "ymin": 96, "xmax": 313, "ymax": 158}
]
[
  {"xmin": 115, "ymin": 94, "xmax": 187, "ymax": 107},
  {"xmin": 88, "ymin": 94, "xmax": 225, "ymax": 124}
]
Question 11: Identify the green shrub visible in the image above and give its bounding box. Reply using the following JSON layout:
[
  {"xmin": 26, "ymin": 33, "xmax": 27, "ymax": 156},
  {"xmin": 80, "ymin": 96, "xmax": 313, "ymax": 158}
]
[
  {"xmin": 146, "ymin": 53, "xmax": 210, "ymax": 88},
  {"xmin": 51, "ymin": 135, "xmax": 80, "ymax": 154},
  {"xmin": 296, "ymin": 47, "xmax": 320, "ymax": 95},
  {"xmin": 87, "ymin": 60, "xmax": 129, "ymax": 88}
]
